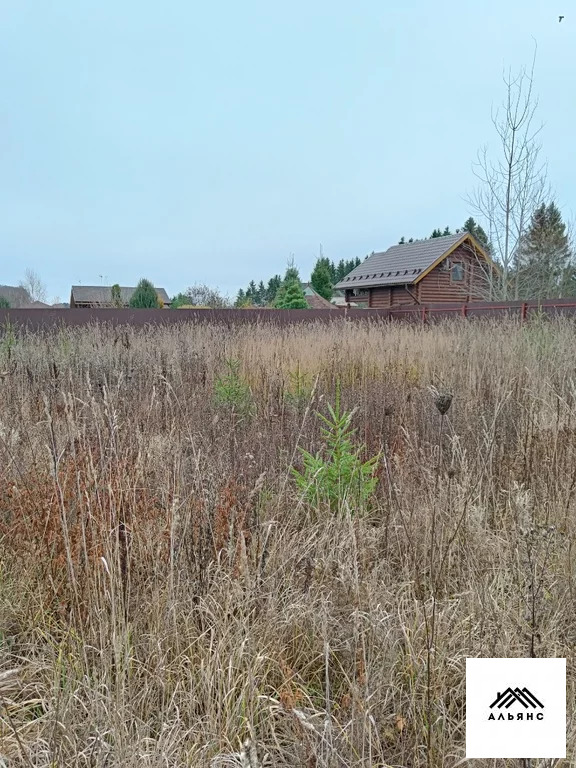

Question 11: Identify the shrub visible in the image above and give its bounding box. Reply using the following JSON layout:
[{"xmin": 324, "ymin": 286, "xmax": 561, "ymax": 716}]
[{"xmin": 171, "ymin": 292, "xmax": 192, "ymax": 309}]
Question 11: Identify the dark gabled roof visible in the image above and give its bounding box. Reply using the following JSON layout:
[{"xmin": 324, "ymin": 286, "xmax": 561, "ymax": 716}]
[
  {"xmin": 334, "ymin": 233, "xmax": 488, "ymax": 289},
  {"xmin": 301, "ymin": 283, "xmax": 339, "ymax": 310},
  {"xmin": 0, "ymin": 285, "xmax": 31, "ymax": 307},
  {"xmin": 70, "ymin": 285, "xmax": 171, "ymax": 306}
]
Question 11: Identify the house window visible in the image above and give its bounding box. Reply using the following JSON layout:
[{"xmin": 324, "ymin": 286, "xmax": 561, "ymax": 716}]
[{"xmin": 451, "ymin": 262, "xmax": 464, "ymax": 282}]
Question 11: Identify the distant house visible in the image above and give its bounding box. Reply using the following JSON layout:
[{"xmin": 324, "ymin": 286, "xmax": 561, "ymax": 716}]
[
  {"xmin": 0, "ymin": 285, "xmax": 31, "ymax": 308},
  {"xmin": 330, "ymin": 288, "xmax": 364, "ymax": 308},
  {"xmin": 335, "ymin": 233, "xmax": 494, "ymax": 308},
  {"xmin": 301, "ymin": 283, "xmax": 339, "ymax": 310},
  {"xmin": 69, "ymin": 285, "xmax": 171, "ymax": 308}
]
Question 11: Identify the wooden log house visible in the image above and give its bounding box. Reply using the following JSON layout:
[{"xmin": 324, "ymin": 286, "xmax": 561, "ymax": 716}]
[{"xmin": 335, "ymin": 232, "xmax": 496, "ymax": 308}]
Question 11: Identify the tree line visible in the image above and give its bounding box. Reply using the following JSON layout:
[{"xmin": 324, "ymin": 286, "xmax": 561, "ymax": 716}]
[
  {"xmin": 166, "ymin": 254, "xmax": 363, "ymax": 310},
  {"xmin": 232, "ymin": 256, "xmax": 358, "ymax": 308}
]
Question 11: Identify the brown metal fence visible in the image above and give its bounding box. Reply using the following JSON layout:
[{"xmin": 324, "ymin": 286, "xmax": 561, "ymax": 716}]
[
  {"xmin": 1, "ymin": 300, "xmax": 576, "ymax": 330},
  {"xmin": 380, "ymin": 299, "xmax": 576, "ymax": 323},
  {"xmin": 374, "ymin": 299, "xmax": 576, "ymax": 323}
]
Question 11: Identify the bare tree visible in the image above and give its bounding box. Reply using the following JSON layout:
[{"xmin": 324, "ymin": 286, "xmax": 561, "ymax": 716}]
[
  {"xmin": 19, "ymin": 268, "xmax": 47, "ymax": 304},
  {"xmin": 468, "ymin": 46, "xmax": 547, "ymax": 299},
  {"xmin": 180, "ymin": 283, "xmax": 230, "ymax": 308}
]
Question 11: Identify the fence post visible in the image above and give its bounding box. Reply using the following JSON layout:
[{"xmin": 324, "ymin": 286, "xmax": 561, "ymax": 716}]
[
  {"xmin": 521, "ymin": 302, "xmax": 528, "ymax": 323},
  {"xmin": 461, "ymin": 303, "xmax": 468, "ymax": 318},
  {"xmin": 421, "ymin": 305, "xmax": 427, "ymax": 325}
]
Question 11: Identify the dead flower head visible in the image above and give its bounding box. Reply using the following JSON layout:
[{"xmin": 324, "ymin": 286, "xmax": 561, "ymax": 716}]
[{"xmin": 435, "ymin": 392, "xmax": 453, "ymax": 415}]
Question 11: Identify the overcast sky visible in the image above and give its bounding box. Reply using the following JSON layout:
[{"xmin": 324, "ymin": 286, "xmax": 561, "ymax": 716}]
[{"xmin": 1, "ymin": 1, "xmax": 573, "ymax": 302}]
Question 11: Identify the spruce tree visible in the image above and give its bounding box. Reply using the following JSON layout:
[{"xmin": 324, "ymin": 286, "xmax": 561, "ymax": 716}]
[
  {"xmin": 462, "ymin": 217, "xmax": 489, "ymax": 249},
  {"xmin": 256, "ymin": 280, "xmax": 266, "ymax": 305},
  {"xmin": 327, "ymin": 259, "xmax": 337, "ymax": 283},
  {"xmin": 430, "ymin": 228, "xmax": 452, "ymax": 238},
  {"xmin": 246, "ymin": 280, "xmax": 257, "ymax": 304},
  {"xmin": 315, "ymin": 256, "xmax": 336, "ymax": 284},
  {"xmin": 516, "ymin": 202, "xmax": 573, "ymax": 299},
  {"xmin": 278, "ymin": 281, "xmax": 309, "ymax": 308},
  {"xmin": 310, "ymin": 258, "xmax": 333, "ymax": 301},
  {"xmin": 265, "ymin": 275, "xmax": 282, "ymax": 304},
  {"xmin": 349, "ymin": 257, "xmax": 361, "ymax": 272},
  {"xmin": 273, "ymin": 262, "xmax": 308, "ymax": 309}
]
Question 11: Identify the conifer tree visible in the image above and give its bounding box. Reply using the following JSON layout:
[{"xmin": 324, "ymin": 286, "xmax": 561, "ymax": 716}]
[
  {"xmin": 245, "ymin": 280, "xmax": 257, "ymax": 304},
  {"xmin": 265, "ymin": 275, "xmax": 282, "ymax": 304},
  {"xmin": 256, "ymin": 280, "xmax": 266, "ymax": 305},
  {"xmin": 515, "ymin": 202, "xmax": 572, "ymax": 298},
  {"xmin": 310, "ymin": 258, "xmax": 333, "ymax": 301},
  {"xmin": 129, "ymin": 279, "xmax": 160, "ymax": 308},
  {"xmin": 273, "ymin": 261, "xmax": 308, "ymax": 309},
  {"xmin": 462, "ymin": 217, "xmax": 490, "ymax": 249},
  {"xmin": 234, "ymin": 289, "xmax": 247, "ymax": 307}
]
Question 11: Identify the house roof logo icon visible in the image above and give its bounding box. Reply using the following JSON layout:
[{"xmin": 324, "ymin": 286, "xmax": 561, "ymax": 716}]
[{"xmin": 490, "ymin": 688, "xmax": 544, "ymax": 710}]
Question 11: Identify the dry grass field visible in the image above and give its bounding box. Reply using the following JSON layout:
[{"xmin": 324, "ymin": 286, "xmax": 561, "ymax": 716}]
[{"xmin": 0, "ymin": 316, "xmax": 574, "ymax": 767}]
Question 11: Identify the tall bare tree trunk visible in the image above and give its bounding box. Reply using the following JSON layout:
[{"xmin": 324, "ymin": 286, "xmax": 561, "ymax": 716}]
[{"xmin": 468, "ymin": 45, "xmax": 547, "ymax": 301}]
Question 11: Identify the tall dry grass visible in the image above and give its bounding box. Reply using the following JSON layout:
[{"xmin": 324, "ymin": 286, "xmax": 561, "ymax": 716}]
[{"xmin": 0, "ymin": 316, "xmax": 574, "ymax": 767}]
